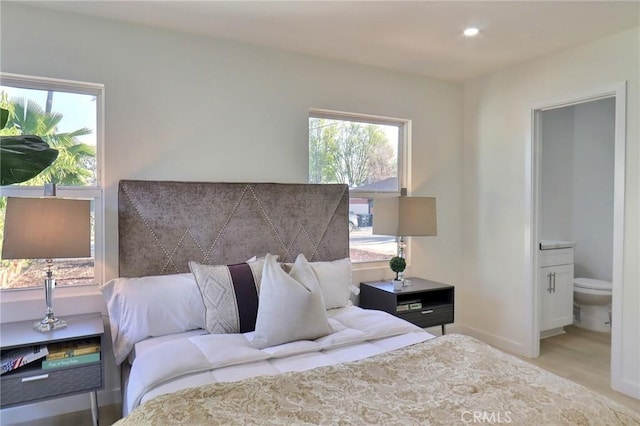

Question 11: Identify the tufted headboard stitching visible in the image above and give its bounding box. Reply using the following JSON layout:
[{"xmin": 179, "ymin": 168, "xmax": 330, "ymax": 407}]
[{"xmin": 118, "ymin": 180, "xmax": 349, "ymax": 277}]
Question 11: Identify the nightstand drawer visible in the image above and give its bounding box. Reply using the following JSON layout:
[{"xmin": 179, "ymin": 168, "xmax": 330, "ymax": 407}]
[
  {"xmin": 1, "ymin": 363, "xmax": 102, "ymax": 407},
  {"xmin": 398, "ymin": 305, "xmax": 454, "ymax": 329}
]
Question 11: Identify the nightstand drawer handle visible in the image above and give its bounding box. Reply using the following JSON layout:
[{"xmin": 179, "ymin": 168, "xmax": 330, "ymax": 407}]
[
  {"xmin": 421, "ymin": 310, "xmax": 434, "ymax": 314},
  {"xmin": 22, "ymin": 374, "xmax": 49, "ymax": 383}
]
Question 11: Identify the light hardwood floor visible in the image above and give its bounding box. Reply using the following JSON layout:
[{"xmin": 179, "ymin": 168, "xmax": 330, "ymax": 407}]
[{"xmin": 522, "ymin": 325, "xmax": 640, "ymax": 414}]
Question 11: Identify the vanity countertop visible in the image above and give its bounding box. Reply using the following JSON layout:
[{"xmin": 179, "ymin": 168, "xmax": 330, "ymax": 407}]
[{"xmin": 539, "ymin": 240, "xmax": 575, "ymax": 250}]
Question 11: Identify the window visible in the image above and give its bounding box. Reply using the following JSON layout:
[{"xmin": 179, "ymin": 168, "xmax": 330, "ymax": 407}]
[
  {"xmin": 309, "ymin": 109, "xmax": 408, "ymax": 263},
  {"xmin": 0, "ymin": 73, "xmax": 103, "ymax": 290}
]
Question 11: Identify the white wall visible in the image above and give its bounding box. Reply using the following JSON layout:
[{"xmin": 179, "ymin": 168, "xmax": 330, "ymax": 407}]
[
  {"xmin": 540, "ymin": 107, "xmax": 575, "ymax": 241},
  {"xmin": 463, "ymin": 27, "xmax": 639, "ymax": 397},
  {"xmin": 0, "ymin": 3, "xmax": 463, "ymax": 422},
  {"xmin": 540, "ymin": 98, "xmax": 615, "ymax": 281},
  {"xmin": 572, "ymin": 99, "xmax": 615, "ymax": 281}
]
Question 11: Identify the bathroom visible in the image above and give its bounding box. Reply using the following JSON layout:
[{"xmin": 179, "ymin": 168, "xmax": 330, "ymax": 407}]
[{"xmin": 538, "ymin": 96, "xmax": 615, "ymax": 339}]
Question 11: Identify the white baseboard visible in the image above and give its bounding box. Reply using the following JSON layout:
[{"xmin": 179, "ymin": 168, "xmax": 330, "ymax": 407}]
[
  {"xmin": 0, "ymin": 388, "xmax": 120, "ymax": 425},
  {"xmin": 456, "ymin": 324, "xmax": 525, "ymax": 356},
  {"xmin": 540, "ymin": 327, "xmax": 566, "ymax": 339},
  {"xmin": 612, "ymin": 375, "xmax": 640, "ymax": 400}
]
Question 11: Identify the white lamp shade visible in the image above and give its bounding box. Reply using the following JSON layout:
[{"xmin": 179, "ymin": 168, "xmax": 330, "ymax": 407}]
[
  {"xmin": 373, "ymin": 197, "xmax": 437, "ymax": 237},
  {"xmin": 2, "ymin": 197, "xmax": 91, "ymax": 260}
]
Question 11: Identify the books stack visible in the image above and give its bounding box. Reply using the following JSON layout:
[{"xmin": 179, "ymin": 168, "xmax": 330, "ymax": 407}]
[
  {"xmin": 1, "ymin": 345, "xmax": 49, "ymax": 375},
  {"xmin": 42, "ymin": 339, "xmax": 101, "ymax": 370},
  {"xmin": 396, "ymin": 299, "xmax": 423, "ymax": 313}
]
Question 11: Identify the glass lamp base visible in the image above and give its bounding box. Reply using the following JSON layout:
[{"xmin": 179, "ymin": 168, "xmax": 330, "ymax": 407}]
[{"xmin": 33, "ymin": 318, "xmax": 67, "ymax": 332}]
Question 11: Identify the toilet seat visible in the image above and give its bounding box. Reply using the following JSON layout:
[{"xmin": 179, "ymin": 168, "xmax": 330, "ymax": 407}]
[{"xmin": 574, "ymin": 278, "xmax": 611, "ymax": 292}]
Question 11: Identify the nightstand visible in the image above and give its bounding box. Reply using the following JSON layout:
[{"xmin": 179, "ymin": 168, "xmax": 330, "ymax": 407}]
[
  {"xmin": 360, "ymin": 277, "xmax": 454, "ymax": 334},
  {"xmin": 0, "ymin": 312, "xmax": 104, "ymax": 426}
]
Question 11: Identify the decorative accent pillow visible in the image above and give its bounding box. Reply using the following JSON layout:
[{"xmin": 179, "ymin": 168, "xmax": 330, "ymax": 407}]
[
  {"xmin": 100, "ymin": 273, "xmax": 205, "ymax": 365},
  {"xmin": 281, "ymin": 257, "xmax": 353, "ymax": 309},
  {"xmin": 309, "ymin": 257, "xmax": 352, "ymax": 309},
  {"xmin": 251, "ymin": 253, "xmax": 332, "ymax": 349},
  {"xmin": 189, "ymin": 258, "xmax": 265, "ymax": 335}
]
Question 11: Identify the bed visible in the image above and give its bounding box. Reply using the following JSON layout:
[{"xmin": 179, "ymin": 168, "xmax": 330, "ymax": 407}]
[{"xmin": 105, "ymin": 180, "xmax": 639, "ymax": 425}]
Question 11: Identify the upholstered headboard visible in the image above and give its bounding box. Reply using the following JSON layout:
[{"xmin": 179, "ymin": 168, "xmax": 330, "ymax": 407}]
[{"xmin": 118, "ymin": 180, "xmax": 349, "ymax": 277}]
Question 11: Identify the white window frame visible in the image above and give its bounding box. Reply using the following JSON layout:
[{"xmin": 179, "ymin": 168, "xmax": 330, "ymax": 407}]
[
  {"xmin": 0, "ymin": 73, "xmax": 105, "ymax": 295},
  {"xmin": 309, "ymin": 108, "xmax": 411, "ymax": 268}
]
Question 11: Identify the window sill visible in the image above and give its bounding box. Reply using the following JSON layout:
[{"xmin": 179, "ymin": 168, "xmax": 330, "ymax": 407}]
[
  {"xmin": 0, "ymin": 285, "xmax": 105, "ymax": 324},
  {"xmin": 350, "ymin": 261, "xmax": 397, "ymax": 285},
  {"xmin": 351, "ymin": 260, "xmax": 388, "ymax": 271}
]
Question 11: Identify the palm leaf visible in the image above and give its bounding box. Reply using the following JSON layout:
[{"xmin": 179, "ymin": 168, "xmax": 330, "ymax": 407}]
[{"xmin": 67, "ymin": 143, "xmax": 95, "ymax": 156}]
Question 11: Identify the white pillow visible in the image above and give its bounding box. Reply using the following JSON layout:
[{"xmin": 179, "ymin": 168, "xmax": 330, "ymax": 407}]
[
  {"xmin": 251, "ymin": 254, "xmax": 332, "ymax": 349},
  {"xmin": 100, "ymin": 273, "xmax": 205, "ymax": 365},
  {"xmin": 309, "ymin": 257, "xmax": 352, "ymax": 309}
]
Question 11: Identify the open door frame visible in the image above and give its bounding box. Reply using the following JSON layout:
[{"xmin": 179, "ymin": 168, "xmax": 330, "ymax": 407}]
[{"xmin": 524, "ymin": 82, "xmax": 627, "ymax": 392}]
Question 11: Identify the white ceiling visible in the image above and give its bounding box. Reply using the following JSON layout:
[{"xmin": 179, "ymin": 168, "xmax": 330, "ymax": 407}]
[{"xmin": 28, "ymin": 1, "xmax": 640, "ymax": 81}]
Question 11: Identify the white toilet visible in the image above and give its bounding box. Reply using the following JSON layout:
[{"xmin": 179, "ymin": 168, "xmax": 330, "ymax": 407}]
[{"xmin": 573, "ymin": 278, "xmax": 612, "ymax": 333}]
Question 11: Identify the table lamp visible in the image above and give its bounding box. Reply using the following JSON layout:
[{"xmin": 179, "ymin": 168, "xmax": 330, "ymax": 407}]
[
  {"xmin": 2, "ymin": 193, "xmax": 91, "ymax": 332},
  {"xmin": 373, "ymin": 196, "xmax": 437, "ymax": 281}
]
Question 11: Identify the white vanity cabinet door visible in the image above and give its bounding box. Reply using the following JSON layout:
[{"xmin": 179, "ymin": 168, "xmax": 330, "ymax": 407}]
[{"xmin": 540, "ymin": 263, "xmax": 574, "ymax": 331}]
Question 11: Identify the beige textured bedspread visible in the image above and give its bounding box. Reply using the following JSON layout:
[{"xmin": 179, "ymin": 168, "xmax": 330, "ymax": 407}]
[{"xmin": 115, "ymin": 334, "xmax": 639, "ymax": 425}]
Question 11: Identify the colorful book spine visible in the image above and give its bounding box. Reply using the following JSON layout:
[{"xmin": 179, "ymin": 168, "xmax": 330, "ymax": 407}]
[
  {"xmin": 46, "ymin": 344, "xmax": 101, "ymax": 360},
  {"xmin": 41, "ymin": 352, "xmax": 100, "ymax": 369},
  {"xmin": 1, "ymin": 345, "xmax": 49, "ymax": 375}
]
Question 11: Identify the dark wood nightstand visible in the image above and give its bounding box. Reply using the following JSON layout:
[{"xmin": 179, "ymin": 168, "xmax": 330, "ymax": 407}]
[
  {"xmin": 0, "ymin": 313, "xmax": 104, "ymax": 426},
  {"xmin": 360, "ymin": 277, "xmax": 454, "ymax": 334}
]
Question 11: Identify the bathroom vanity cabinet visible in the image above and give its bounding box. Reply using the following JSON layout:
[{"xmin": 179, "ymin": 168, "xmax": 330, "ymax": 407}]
[{"xmin": 539, "ymin": 248, "xmax": 574, "ymax": 333}]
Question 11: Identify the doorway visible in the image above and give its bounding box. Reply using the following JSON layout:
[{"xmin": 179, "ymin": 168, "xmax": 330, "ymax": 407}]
[{"xmin": 526, "ymin": 82, "xmax": 626, "ymax": 393}]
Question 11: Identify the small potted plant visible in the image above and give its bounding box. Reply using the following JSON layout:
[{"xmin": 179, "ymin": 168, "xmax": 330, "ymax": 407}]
[{"xmin": 389, "ymin": 256, "xmax": 406, "ymax": 290}]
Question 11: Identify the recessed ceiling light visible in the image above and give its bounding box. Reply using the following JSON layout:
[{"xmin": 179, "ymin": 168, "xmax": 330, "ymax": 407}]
[{"xmin": 464, "ymin": 27, "xmax": 479, "ymax": 37}]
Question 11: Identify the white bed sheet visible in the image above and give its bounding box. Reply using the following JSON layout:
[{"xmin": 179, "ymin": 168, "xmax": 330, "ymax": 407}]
[{"xmin": 124, "ymin": 306, "xmax": 434, "ymax": 415}]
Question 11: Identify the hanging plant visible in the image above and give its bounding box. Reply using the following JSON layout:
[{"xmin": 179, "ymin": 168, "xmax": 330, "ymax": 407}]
[
  {"xmin": 0, "ymin": 107, "xmax": 8, "ymax": 129},
  {"xmin": 0, "ymin": 135, "xmax": 59, "ymax": 186},
  {"xmin": 0, "ymin": 106, "xmax": 59, "ymax": 186}
]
